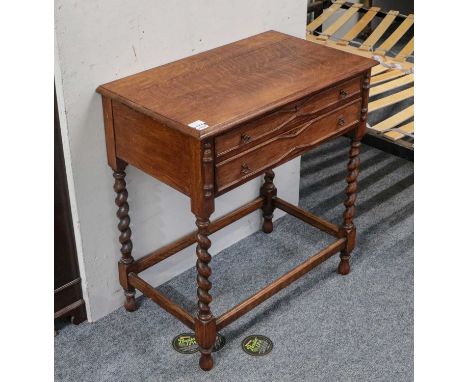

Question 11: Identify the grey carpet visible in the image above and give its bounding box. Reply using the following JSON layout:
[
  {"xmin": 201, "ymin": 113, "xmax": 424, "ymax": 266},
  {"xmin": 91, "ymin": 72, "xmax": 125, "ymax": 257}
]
[{"xmin": 55, "ymin": 137, "xmax": 414, "ymax": 382}]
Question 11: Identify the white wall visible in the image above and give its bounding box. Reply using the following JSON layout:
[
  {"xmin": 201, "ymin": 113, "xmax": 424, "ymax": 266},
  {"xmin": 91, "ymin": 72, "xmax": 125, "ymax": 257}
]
[{"xmin": 55, "ymin": 0, "xmax": 307, "ymax": 321}]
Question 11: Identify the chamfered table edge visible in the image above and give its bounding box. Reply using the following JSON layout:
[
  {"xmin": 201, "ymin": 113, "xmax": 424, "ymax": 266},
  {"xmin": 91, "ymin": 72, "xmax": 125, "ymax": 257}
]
[{"xmin": 96, "ymin": 65, "xmax": 376, "ymax": 140}]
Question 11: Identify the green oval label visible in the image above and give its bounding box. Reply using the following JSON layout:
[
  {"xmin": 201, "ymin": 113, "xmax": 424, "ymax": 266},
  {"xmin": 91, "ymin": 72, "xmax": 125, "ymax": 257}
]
[
  {"xmin": 241, "ymin": 335, "xmax": 273, "ymax": 356},
  {"xmin": 172, "ymin": 333, "xmax": 226, "ymax": 354}
]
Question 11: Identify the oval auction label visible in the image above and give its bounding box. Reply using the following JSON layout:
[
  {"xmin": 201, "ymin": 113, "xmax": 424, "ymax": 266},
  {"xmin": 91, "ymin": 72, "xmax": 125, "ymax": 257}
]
[
  {"xmin": 172, "ymin": 333, "xmax": 226, "ymax": 354},
  {"xmin": 241, "ymin": 335, "xmax": 273, "ymax": 356}
]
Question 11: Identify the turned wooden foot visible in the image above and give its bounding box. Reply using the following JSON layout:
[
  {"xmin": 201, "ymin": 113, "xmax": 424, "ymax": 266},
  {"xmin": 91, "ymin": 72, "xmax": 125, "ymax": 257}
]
[
  {"xmin": 262, "ymin": 219, "xmax": 273, "ymax": 234},
  {"xmin": 199, "ymin": 354, "xmax": 213, "ymax": 371},
  {"xmin": 196, "ymin": 318, "xmax": 216, "ymax": 371},
  {"xmin": 124, "ymin": 290, "xmax": 137, "ymax": 312},
  {"xmin": 261, "ymin": 169, "xmax": 277, "ymax": 233},
  {"xmin": 338, "ymin": 253, "xmax": 350, "ymax": 275}
]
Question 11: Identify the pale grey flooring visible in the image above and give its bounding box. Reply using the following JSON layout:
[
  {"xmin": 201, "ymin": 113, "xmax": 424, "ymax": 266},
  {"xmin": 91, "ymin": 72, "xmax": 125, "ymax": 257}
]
[{"xmin": 55, "ymin": 137, "xmax": 414, "ymax": 381}]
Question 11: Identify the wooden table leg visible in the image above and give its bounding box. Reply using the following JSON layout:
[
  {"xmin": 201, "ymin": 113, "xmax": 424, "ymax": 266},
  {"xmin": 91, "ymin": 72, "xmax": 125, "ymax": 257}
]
[
  {"xmin": 194, "ymin": 215, "xmax": 216, "ymax": 371},
  {"xmin": 338, "ymin": 70, "xmax": 370, "ymax": 275},
  {"xmin": 338, "ymin": 137, "xmax": 361, "ymax": 275},
  {"xmin": 191, "ymin": 141, "xmax": 217, "ymax": 371},
  {"xmin": 113, "ymin": 163, "xmax": 137, "ymax": 311},
  {"xmin": 260, "ymin": 169, "xmax": 277, "ymax": 233}
]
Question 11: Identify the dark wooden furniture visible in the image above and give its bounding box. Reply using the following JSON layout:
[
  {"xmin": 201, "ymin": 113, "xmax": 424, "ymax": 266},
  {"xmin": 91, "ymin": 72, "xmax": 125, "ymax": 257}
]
[
  {"xmin": 55, "ymin": 87, "xmax": 87, "ymax": 325},
  {"xmin": 97, "ymin": 30, "xmax": 376, "ymax": 371}
]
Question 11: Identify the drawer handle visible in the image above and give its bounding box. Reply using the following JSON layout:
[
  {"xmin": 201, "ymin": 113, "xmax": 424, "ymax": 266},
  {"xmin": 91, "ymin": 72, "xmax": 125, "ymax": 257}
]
[
  {"xmin": 241, "ymin": 163, "xmax": 251, "ymax": 174},
  {"xmin": 240, "ymin": 133, "xmax": 251, "ymax": 144},
  {"xmin": 338, "ymin": 117, "xmax": 346, "ymax": 127},
  {"xmin": 339, "ymin": 89, "xmax": 348, "ymax": 99}
]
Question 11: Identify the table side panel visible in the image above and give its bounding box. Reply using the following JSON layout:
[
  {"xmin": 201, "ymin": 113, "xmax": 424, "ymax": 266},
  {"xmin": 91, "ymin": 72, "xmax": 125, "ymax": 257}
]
[
  {"xmin": 112, "ymin": 101, "xmax": 193, "ymax": 196},
  {"xmin": 215, "ymin": 99, "xmax": 361, "ymax": 195}
]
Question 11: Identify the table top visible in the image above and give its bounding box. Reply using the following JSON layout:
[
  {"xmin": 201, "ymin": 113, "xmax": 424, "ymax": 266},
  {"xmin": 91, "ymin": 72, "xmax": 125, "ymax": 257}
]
[{"xmin": 97, "ymin": 30, "xmax": 376, "ymax": 139}]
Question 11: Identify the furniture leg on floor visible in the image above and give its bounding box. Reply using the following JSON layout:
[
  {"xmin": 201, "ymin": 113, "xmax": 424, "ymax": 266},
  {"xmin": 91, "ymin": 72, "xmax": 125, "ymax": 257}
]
[
  {"xmin": 97, "ymin": 30, "xmax": 376, "ymax": 371},
  {"xmin": 194, "ymin": 215, "xmax": 217, "ymax": 370},
  {"xmin": 113, "ymin": 163, "xmax": 137, "ymax": 312}
]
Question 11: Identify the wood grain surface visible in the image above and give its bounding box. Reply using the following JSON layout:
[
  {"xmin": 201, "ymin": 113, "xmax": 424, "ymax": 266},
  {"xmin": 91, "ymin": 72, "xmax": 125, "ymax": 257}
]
[
  {"xmin": 97, "ymin": 30, "xmax": 376, "ymax": 139},
  {"xmin": 215, "ymin": 100, "xmax": 361, "ymax": 194},
  {"xmin": 214, "ymin": 76, "xmax": 361, "ymax": 160}
]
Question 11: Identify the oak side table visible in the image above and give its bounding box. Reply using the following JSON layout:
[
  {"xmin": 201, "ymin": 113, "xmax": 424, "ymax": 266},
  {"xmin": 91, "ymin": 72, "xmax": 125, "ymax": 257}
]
[{"xmin": 97, "ymin": 31, "xmax": 377, "ymax": 371}]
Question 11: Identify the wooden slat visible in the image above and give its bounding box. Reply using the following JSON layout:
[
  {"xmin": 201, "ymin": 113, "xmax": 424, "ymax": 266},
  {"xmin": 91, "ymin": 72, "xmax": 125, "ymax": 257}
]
[
  {"xmin": 369, "ymin": 74, "xmax": 414, "ymax": 96},
  {"xmin": 359, "ymin": 10, "xmax": 400, "ymax": 51},
  {"xmin": 317, "ymin": 3, "xmax": 363, "ymax": 41},
  {"xmin": 394, "ymin": 37, "xmax": 414, "ymax": 61},
  {"xmin": 371, "ymin": 105, "xmax": 414, "ymax": 132},
  {"xmin": 307, "ymin": 0, "xmax": 345, "ymax": 33},
  {"xmin": 132, "ymin": 197, "xmax": 263, "ymax": 273},
  {"xmin": 370, "ymin": 70, "xmax": 406, "ymax": 85},
  {"xmin": 216, "ymin": 238, "xmax": 347, "ymax": 330},
  {"xmin": 371, "ymin": 64, "xmax": 389, "ymax": 76},
  {"xmin": 384, "ymin": 121, "xmax": 414, "ymax": 141},
  {"xmin": 337, "ymin": 6, "xmax": 381, "ymax": 45},
  {"xmin": 129, "ymin": 273, "xmax": 195, "ymax": 330},
  {"xmin": 374, "ymin": 14, "xmax": 414, "ymax": 56},
  {"xmin": 275, "ymin": 197, "xmax": 340, "ymax": 237},
  {"xmin": 54, "ymin": 299, "xmax": 85, "ymax": 320},
  {"xmin": 133, "ymin": 232, "xmax": 195, "ymax": 274},
  {"xmin": 368, "ymin": 87, "xmax": 413, "ymax": 112},
  {"xmin": 306, "ymin": 35, "xmax": 414, "ymax": 73}
]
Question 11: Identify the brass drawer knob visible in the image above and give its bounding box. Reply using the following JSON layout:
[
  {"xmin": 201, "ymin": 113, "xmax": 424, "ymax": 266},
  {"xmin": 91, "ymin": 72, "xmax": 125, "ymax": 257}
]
[
  {"xmin": 339, "ymin": 89, "xmax": 348, "ymax": 99},
  {"xmin": 240, "ymin": 133, "xmax": 251, "ymax": 144},
  {"xmin": 241, "ymin": 163, "xmax": 251, "ymax": 174},
  {"xmin": 338, "ymin": 117, "xmax": 346, "ymax": 126}
]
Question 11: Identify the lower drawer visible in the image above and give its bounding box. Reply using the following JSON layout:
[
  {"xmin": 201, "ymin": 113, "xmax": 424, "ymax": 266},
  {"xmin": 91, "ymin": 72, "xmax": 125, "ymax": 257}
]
[{"xmin": 215, "ymin": 100, "xmax": 361, "ymax": 194}]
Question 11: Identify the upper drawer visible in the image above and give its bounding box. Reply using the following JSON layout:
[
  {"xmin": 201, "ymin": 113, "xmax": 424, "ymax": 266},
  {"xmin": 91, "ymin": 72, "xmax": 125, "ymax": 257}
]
[
  {"xmin": 215, "ymin": 99, "xmax": 361, "ymax": 195},
  {"xmin": 214, "ymin": 76, "xmax": 362, "ymax": 160}
]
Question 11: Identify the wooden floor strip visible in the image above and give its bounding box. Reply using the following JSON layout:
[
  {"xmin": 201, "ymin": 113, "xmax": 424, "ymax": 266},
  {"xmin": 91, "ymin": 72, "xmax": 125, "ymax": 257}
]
[
  {"xmin": 374, "ymin": 15, "xmax": 414, "ymax": 56},
  {"xmin": 394, "ymin": 37, "xmax": 414, "ymax": 61},
  {"xmin": 337, "ymin": 7, "xmax": 381, "ymax": 45},
  {"xmin": 384, "ymin": 121, "xmax": 414, "ymax": 141},
  {"xmin": 369, "ymin": 74, "xmax": 414, "ymax": 96},
  {"xmin": 370, "ymin": 70, "xmax": 406, "ymax": 85},
  {"xmin": 359, "ymin": 10, "xmax": 400, "ymax": 51},
  {"xmin": 371, "ymin": 105, "xmax": 414, "ymax": 132},
  {"xmin": 317, "ymin": 3, "xmax": 363, "ymax": 41},
  {"xmin": 371, "ymin": 64, "xmax": 389, "ymax": 76},
  {"xmin": 306, "ymin": 36, "xmax": 415, "ymax": 73},
  {"xmin": 368, "ymin": 87, "xmax": 413, "ymax": 112},
  {"xmin": 307, "ymin": 0, "xmax": 345, "ymax": 33}
]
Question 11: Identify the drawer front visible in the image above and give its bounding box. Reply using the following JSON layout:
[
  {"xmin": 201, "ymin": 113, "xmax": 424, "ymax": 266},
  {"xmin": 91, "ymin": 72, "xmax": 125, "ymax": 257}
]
[
  {"xmin": 215, "ymin": 100, "xmax": 361, "ymax": 194},
  {"xmin": 214, "ymin": 76, "xmax": 361, "ymax": 160}
]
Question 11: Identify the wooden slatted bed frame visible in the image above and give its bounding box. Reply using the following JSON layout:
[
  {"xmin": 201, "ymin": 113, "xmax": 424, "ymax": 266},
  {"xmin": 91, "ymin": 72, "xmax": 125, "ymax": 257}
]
[{"xmin": 307, "ymin": 1, "xmax": 414, "ymax": 160}]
